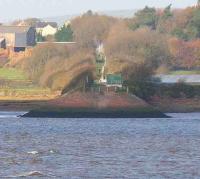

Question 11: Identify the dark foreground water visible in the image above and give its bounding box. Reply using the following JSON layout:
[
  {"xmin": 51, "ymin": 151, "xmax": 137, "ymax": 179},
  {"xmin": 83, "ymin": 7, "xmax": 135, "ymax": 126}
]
[{"xmin": 1, "ymin": 112, "xmax": 200, "ymax": 178}]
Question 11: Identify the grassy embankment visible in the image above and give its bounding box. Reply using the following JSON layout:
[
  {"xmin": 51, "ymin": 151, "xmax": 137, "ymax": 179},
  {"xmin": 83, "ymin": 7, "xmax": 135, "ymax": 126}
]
[{"xmin": 0, "ymin": 67, "xmax": 59, "ymax": 100}]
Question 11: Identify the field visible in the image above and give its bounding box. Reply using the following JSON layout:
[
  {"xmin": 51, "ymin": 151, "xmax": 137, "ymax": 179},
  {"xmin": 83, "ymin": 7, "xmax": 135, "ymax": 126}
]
[
  {"xmin": 0, "ymin": 67, "xmax": 59, "ymax": 100},
  {"xmin": 0, "ymin": 68, "xmax": 28, "ymax": 81},
  {"xmin": 169, "ymin": 70, "xmax": 200, "ymax": 75}
]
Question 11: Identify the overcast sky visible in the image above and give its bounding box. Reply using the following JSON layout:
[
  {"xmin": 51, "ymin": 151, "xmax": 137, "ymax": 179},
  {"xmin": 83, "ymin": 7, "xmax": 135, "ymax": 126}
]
[{"xmin": 0, "ymin": 0, "xmax": 197, "ymax": 21}]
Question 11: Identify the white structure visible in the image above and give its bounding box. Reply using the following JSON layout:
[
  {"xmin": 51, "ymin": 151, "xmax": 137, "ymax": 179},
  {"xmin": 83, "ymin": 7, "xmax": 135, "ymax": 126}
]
[
  {"xmin": 96, "ymin": 43, "xmax": 107, "ymax": 84},
  {"xmin": 36, "ymin": 22, "xmax": 58, "ymax": 37}
]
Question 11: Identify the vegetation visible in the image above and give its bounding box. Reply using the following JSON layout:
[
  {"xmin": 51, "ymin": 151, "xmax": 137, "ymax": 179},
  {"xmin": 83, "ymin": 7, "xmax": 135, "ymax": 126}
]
[
  {"xmin": 36, "ymin": 33, "xmax": 45, "ymax": 42},
  {"xmin": 155, "ymin": 83, "xmax": 200, "ymax": 99},
  {"xmin": 71, "ymin": 12, "xmax": 117, "ymax": 48},
  {"xmin": 0, "ymin": 68, "xmax": 28, "ymax": 81},
  {"xmin": 55, "ymin": 24, "xmax": 73, "ymax": 42},
  {"xmin": 122, "ymin": 63, "xmax": 156, "ymax": 100},
  {"xmin": 7, "ymin": 4, "xmax": 200, "ymax": 99}
]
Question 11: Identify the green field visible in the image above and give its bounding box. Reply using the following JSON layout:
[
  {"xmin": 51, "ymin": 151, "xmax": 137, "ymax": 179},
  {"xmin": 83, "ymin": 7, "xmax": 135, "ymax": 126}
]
[
  {"xmin": 169, "ymin": 70, "xmax": 200, "ymax": 75},
  {"xmin": 0, "ymin": 68, "xmax": 28, "ymax": 81},
  {"xmin": 0, "ymin": 68, "xmax": 56, "ymax": 97},
  {"xmin": 0, "ymin": 87, "xmax": 52, "ymax": 95}
]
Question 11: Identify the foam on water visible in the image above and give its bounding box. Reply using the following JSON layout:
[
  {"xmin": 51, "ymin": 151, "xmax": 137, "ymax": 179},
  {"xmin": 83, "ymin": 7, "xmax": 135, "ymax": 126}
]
[
  {"xmin": 0, "ymin": 111, "xmax": 27, "ymax": 118},
  {"xmin": 27, "ymin": 151, "xmax": 39, "ymax": 155},
  {"xmin": 8, "ymin": 171, "xmax": 44, "ymax": 178},
  {"xmin": 167, "ymin": 112, "xmax": 200, "ymax": 119}
]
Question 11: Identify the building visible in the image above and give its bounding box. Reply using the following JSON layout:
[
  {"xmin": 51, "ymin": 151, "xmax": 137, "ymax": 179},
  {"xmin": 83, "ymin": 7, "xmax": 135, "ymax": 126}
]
[
  {"xmin": 95, "ymin": 43, "xmax": 107, "ymax": 83},
  {"xmin": 0, "ymin": 26, "xmax": 36, "ymax": 52},
  {"xmin": 106, "ymin": 74, "xmax": 123, "ymax": 88},
  {"xmin": 36, "ymin": 22, "xmax": 58, "ymax": 37},
  {"xmin": 94, "ymin": 43, "xmax": 123, "ymax": 92}
]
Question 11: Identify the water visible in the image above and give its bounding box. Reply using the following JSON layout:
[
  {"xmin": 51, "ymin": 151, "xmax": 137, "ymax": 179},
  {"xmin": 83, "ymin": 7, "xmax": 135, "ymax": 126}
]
[{"xmin": 0, "ymin": 112, "xmax": 200, "ymax": 178}]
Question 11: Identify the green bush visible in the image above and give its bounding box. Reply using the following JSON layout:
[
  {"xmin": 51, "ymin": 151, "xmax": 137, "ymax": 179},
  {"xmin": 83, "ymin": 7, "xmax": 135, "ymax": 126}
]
[
  {"xmin": 55, "ymin": 24, "xmax": 73, "ymax": 42},
  {"xmin": 129, "ymin": 82, "xmax": 156, "ymax": 100}
]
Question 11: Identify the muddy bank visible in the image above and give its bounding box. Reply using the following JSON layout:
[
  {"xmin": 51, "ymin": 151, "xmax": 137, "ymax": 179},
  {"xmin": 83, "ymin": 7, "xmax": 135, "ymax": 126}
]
[
  {"xmin": 0, "ymin": 100, "xmax": 47, "ymax": 111},
  {"xmin": 22, "ymin": 92, "xmax": 169, "ymax": 118},
  {"xmin": 150, "ymin": 97, "xmax": 200, "ymax": 113}
]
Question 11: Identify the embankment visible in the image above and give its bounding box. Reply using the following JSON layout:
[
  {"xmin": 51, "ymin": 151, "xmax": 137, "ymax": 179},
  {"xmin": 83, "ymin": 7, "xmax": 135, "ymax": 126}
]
[
  {"xmin": 150, "ymin": 96, "xmax": 200, "ymax": 113},
  {"xmin": 23, "ymin": 92, "xmax": 168, "ymax": 118}
]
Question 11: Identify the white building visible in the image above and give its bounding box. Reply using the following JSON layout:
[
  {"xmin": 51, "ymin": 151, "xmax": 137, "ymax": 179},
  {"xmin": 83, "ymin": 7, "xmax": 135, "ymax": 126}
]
[{"xmin": 36, "ymin": 22, "xmax": 58, "ymax": 37}]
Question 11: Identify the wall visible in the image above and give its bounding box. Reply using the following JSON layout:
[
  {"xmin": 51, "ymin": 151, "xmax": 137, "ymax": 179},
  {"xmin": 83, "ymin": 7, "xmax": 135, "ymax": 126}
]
[
  {"xmin": 15, "ymin": 33, "xmax": 26, "ymax": 47},
  {"xmin": 41, "ymin": 25, "xmax": 57, "ymax": 37},
  {"xmin": 0, "ymin": 33, "xmax": 15, "ymax": 47}
]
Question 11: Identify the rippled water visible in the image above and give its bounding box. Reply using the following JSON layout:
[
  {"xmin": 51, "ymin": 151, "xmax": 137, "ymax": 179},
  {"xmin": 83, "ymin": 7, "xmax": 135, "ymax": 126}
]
[{"xmin": 1, "ymin": 112, "xmax": 200, "ymax": 178}]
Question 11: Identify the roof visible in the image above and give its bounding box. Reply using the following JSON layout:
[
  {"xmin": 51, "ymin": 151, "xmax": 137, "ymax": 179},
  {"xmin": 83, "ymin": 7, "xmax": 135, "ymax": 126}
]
[
  {"xmin": 36, "ymin": 22, "xmax": 58, "ymax": 28},
  {"xmin": 157, "ymin": 75, "xmax": 200, "ymax": 84},
  {"xmin": 107, "ymin": 74, "xmax": 123, "ymax": 85},
  {"xmin": 0, "ymin": 26, "xmax": 31, "ymax": 33}
]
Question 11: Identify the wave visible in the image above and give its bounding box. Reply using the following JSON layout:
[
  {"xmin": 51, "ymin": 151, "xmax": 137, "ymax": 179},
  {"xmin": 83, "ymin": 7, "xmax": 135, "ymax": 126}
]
[
  {"xmin": 27, "ymin": 151, "xmax": 39, "ymax": 155},
  {"xmin": 7, "ymin": 171, "xmax": 45, "ymax": 178}
]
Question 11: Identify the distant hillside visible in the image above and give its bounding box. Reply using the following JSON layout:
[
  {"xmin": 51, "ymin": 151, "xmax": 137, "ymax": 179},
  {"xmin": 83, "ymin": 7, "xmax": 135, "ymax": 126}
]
[{"xmin": 43, "ymin": 9, "xmax": 137, "ymax": 26}]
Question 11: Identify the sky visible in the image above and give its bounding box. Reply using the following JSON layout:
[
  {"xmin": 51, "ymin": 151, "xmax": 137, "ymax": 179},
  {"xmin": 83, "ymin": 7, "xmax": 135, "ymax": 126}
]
[{"xmin": 0, "ymin": 0, "xmax": 197, "ymax": 21}]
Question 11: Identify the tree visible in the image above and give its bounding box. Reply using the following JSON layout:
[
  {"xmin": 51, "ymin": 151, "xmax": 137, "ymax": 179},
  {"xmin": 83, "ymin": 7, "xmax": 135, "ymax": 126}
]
[
  {"xmin": 71, "ymin": 14, "xmax": 117, "ymax": 48},
  {"xmin": 162, "ymin": 4, "xmax": 173, "ymax": 20},
  {"xmin": 168, "ymin": 38, "xmax": 200, "ymax": 69},
  {"xmin": 130, "ymin": 6, "xmax": 158, "ymax": 30},
  {"xmin": 198, "ymin": 0, "xmax": 200, "ymax": 7},
  {"xmin": 36, "ymin": 33, "xmax": 45, "ymax": 42},
  {"xmin": 105, "ymin": 25, "xmax": 171, "ymax": 73},
  {"xmin": 187, "ymin": 8, "xmax": 200, "ymax": 38},
  {"xmin": 157, "ymin": 4, "xmax": 174, "ymax": 33},
  {"xmin": 84, "ymin": 10, "xmax": 93, "ymax": 16},
  {"xmin": 55, "ymin": 24, "xmax": 73, "ymax": 42},
  {"xmin": 122, "ymin": 63, "xmax": 155, "ymax": 99},
  {"xmin": 171, "ymin": 28, "xmax": 188, "ymax": 40}
]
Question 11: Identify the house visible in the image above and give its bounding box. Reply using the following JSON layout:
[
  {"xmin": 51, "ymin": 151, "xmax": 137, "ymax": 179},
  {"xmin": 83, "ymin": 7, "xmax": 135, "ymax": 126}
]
[
  {"xmin": 0, "ymin": 26, "xmax": 36, "ymax": 52},
  {"xmin": 36, "ymin": 22, "xmax": 58, "ymax": 37}
]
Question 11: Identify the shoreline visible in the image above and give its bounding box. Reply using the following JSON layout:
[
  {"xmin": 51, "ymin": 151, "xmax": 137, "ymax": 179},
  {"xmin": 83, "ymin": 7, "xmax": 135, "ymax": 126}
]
[
  {"xmin": 1, "ymin": 94, "xmax": 200, "ymax": 118},
  {"xmin": 22, "ymin": 107, "xmax": 169, "ymax": 118},
  {"xmin": 1, "ymin": 99, "xmax": 200, "ymax": 114},
  {"xmin": 149, "ymin": 97, "xmax": 200, "ymax": 113},
  {"xmin": 0, "ymin": 100, "xmax": 48, "ymax": 111}
]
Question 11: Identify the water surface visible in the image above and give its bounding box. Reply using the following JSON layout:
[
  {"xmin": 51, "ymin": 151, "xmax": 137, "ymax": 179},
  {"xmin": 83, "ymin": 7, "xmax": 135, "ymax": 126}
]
[{"xmin": 0, "ymin": 112, "xmax": 200, "ymax": 178}]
